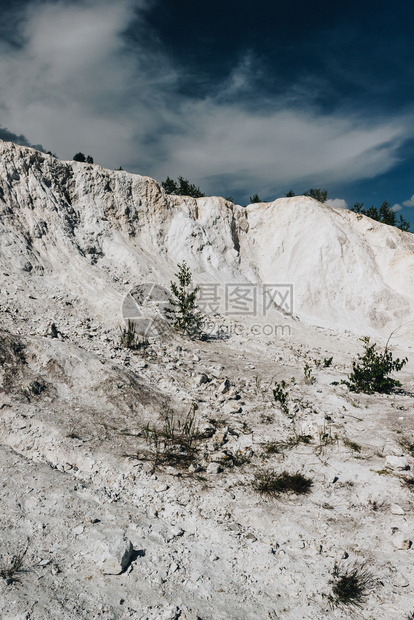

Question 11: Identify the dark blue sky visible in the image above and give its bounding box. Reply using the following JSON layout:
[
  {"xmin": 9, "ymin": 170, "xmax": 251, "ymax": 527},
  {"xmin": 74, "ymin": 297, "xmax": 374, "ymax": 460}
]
[
  {"xmin": 0, "ymin": 0, "xmax": 413, "ymax": 222},
  {"xmin": 144, "ymin": 0, "xmax": 413, "ymax": 113}
]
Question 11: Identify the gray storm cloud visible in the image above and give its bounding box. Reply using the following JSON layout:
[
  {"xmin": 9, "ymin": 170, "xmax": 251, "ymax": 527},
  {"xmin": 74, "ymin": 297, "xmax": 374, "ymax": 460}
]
[{"xmin": 0, "ymin": 125, "xmax": 44, "ymax": 151}]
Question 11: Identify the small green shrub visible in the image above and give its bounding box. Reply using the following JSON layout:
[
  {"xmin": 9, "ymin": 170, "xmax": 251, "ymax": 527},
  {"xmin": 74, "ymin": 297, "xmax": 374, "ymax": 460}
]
[
  {"xmin": 0, "ymin": 541, "xmax": 29, "ymax": 585},
  {"xmin": 342, "ymin": 336, "xmax": 407, "ymax": 394},
  {"xmin": 263, "ymin": 441, "xmax": 283, "ymax": 455},
  {"xmin": 330, "ymin": 562, "xmax": 375, "ymax": 608},
  {"xmin": 28, "ymin": 379, "xmax": 47, "ymax": 395},
  {"xmin": 259, "ymin": 413, "xmax": 274, "ymax": 424},
  {"xmin": 141, "ymin": 403, "xmax": 200, "ymax": 468},
  {"xmin": 252, "ymin": 470, "xmax": 313, "ymax": 497},
  {"xmin": 273, "ymin": 380, "xmax": 289, "ymax": 414},
  {"xmin": 292, "ymin": 434, "xmax": 312, "ymax": 445},
  {"xmin": 120, "ymin": 320, "xmax": 149, "ymax": 350},
  {"xmin": 303, "ymin": 362, "xmax": 315, "ymax": 384},
  {"xmin": 323, "ymin": 356, "xmax": 333, "ymax": 367},
  {"xmin": 232, "ymin": 449, "xmax": 252, "ymax": 466}
]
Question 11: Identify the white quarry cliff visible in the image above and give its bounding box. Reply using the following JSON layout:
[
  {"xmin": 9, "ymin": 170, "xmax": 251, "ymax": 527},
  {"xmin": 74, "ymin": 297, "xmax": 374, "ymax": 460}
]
[{"xmin": 1, "ymin": 138, "xmax": 413, "ymax": 340}]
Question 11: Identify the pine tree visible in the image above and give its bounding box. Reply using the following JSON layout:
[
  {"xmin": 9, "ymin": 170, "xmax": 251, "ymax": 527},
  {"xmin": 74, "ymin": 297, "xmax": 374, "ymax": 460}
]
[
  {"xmin": 73, "ymin": 152, "xmax": 94, "ymax": 164},
  {"xmin": 162, "ymin": 177, "xmax": 179, "ymax": 194},
  {"xmin": 366, "ymin": 205, "xmax": 379, "ymax": 220},
  {"xmin": 350, "ymin": 200, "xmax": 410, "ymax": 230},
  {"xmin": 161, "ymin": 176, "xmax": 205, "ymax": 198},
  {"xmin": 378, "ymin": 201, "xmax": 396, "ymax": 226},
  {"xmin": 397, "ymin": 214, "xmax": 410, "ymax": 231},
  {"xmin": 177, "ymin": 176, "xmax": 205, "ymax": 198},
  {"xmin": 165, "ymin": 262, "xmax": 203, "ymax": 338},
  {"xmin": 303, "ymin": 188, "xmax": 328, "ymax": 203}
]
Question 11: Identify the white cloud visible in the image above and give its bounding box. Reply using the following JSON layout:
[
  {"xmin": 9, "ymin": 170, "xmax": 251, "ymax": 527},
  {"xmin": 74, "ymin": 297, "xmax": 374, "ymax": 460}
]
[
  {"xmin": 156, "ymin": 102, "xmax": 406, "ymax": 198},
  {"xmin": 326, "ymin": 198, "xmax": 348, "ymax": 210},
  {"xmin": 0, "ymin": 0, "xmax": 174, "ymax": 164},
  {"xmin": 0, "ymin": 0, "xmax": 412, "ymax": 201},
  {"xmin": 214, "ymin": 51, "xmax": 262, "ymax": 101},
  {"xmin": 403, "ymin": 194, "xmax": 414, "ymax": 207},
  {"xmin": 391, "ymin": 203, "xmax": 402, "ymax": 212}
]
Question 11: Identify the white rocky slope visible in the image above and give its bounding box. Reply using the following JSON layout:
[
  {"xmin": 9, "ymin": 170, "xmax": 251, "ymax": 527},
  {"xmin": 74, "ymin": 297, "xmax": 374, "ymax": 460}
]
[
  {"xmin": 1, "ymin": 140, "xmax": 414, "ymax": 620},
  {"xmin": 1, "ymin": 139, "xmax": 414, "ymax": 339}
]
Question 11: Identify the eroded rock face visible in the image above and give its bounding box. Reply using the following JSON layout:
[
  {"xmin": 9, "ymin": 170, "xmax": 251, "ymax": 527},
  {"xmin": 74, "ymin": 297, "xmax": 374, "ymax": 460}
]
[{"xmin": 1, "ymin": 139, "xmax": 414, "ymax": 335}]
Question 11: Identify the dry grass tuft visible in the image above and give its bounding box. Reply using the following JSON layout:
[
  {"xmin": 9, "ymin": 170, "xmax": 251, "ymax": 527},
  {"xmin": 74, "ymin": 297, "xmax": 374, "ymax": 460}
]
[
  {"xmin": 252, "ymin": 470, "xmax": 313, "ymax": 497},
  {"xmin": 329, "ymin": 562, "xmax": 376, "ymax": 609}
]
